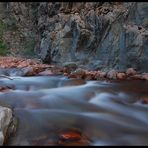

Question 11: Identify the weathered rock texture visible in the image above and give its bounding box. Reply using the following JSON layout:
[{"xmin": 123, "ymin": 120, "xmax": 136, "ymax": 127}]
[
  {"xmin": 0, "ymin": 2, "xmax": 148, "ymax": 72},
  {"xmin": 0, "ymin": 106, "xmax": 12, "ymax": 145},
  {"xmin": 37, "ymin": 2, "xmax": 148, "ymax": 72},
  {"xmin": 0, "ymin": 3, "xmax": 38, "ymax": 57}
]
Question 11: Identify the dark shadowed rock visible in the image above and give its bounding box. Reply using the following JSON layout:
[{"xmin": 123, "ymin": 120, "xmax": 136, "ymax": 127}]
[
  {"xmin": 63, "ymin": 62, "xmax": 78, "ymax": 72},
  {"xmin": 130, "ymin": 74, "xmax": 143, "ymax": 80},
  {"xmin": 99, "ymin": 72, "xmax": 106, "ymax": 79},
  {"xmin": 36, "ymin": 2, "xmax": 148, "ymax": 73},
  {"xmin": 72, "ymin": 68, "xmax": 86, "ymax": 76}
]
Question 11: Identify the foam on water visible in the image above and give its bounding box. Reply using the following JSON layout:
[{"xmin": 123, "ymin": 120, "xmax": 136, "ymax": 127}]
[{"xmin": 0, "ymin": 75, "xmax": 148, "ymax": 145}]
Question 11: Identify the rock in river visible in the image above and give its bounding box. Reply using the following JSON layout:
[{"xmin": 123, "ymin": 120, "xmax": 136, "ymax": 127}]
[{"xmin": 0, "ymin": 106, "xmax": 12, "ymax": 145}]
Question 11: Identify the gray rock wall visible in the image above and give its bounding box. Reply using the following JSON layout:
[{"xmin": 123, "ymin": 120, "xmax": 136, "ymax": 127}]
[
  {"xmin": 0, "ymin": 2, "xmax": 148, "ymax": 72},
  {"xmin": 38, "ymin": 2, "xmax": 148, "ymax": 72}
]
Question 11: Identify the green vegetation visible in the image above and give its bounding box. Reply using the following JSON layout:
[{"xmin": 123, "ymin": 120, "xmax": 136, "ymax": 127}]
[
  {"xmin": 0, "ymin": 41, "xmax": 9, "ymax": 55},
  {"xmin": 0, "ymin": 20, "xmax": 9, "ymax": 55},
  {"xmin": 0, "ymin": 20, "xmax": 6, "ymax": 36},
  {"xmin": 0, "ymin": 18, "xmax": 37, "ymax": 58}
]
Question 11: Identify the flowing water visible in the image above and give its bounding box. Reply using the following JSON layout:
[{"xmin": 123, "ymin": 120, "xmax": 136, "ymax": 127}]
[{"xmin": 0, "ymin": 70, "xmax": 148, "ymax": 145}]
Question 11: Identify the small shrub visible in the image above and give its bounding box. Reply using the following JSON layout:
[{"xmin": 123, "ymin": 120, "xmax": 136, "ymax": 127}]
[
  {"xmin": 0, "ymin": 41, "xmax": 9, "ymax": 55},
  {"xmin": 0, "ymin": 20, "xmax": 6, "ymax": 36}
]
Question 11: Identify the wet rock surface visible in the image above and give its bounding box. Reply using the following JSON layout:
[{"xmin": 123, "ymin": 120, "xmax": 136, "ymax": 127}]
[
  {"xmin": 36, "ymin": 2, "xmax": 148, "ymax": 72},
  {"xmin": 0, "ymin": 67, "xmax": 148, "ymax": 145},
  {"xmin": 0, "ymin": 106, "xmax": 12, "ymax": 145}
]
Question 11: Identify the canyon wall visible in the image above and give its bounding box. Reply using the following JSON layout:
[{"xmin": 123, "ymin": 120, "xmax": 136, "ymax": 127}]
[{"xmin": 0, "ymin": 2, "xmax": 148, "ymax": 72}]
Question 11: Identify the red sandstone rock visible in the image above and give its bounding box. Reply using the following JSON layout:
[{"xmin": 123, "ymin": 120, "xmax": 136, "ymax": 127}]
[
  {"xmin": 117, "ymin": 72, "xmax": 126, "ymax": 80},
  {"xmin": 142, "ymin": 73, "xmax": 148, "ymax": 80},
  {"xmin": 130, "ymin": 74, "xmax": 143, "ymax": 80},
  {"xmin": 94, "ymin": 71, "xmax": 101, "ymax": 79},
  {"xmin": 142, "ymin": 96, "xmax": 148, "ymax": 104},
  {"xmin": 84, "ymin": 73, "xmax": 93, "ymax": 80},
  {"xmin": 68, "ymin": 74, "xmax": 78, "ymax": 79},
  {"xmin": 0, "ymin": 87, "xmax": 12, "ymax": 92},
  {"xmin": 84, "ymin": 71, "xmax": 96, "ymax": 80},
  {"xmin": 38, "ymin": 70, "xmax": 54, "ymax": 76},
  {"xmin": 107, "ymin": 70, "xmax": 118, "ymax": 79},
  {"xmin": 58, "ymin": 129, "xmax": 90, "ymax": 146},
  {"xmin": 126, "ymin": 68, "xmax": 137, "ymax": 76},
  {"xmin": 99, "ymin": 72, "xmax": 106, "ymax": 78},
  {"xmin": 59, "ymin": 131, "xmax": 81, "ymax": 141}
]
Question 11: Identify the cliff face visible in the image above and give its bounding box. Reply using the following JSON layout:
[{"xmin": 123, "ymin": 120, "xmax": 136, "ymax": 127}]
[
  {"xmin": 0, "ymin": 2, "xmax": 148, "ymax": 72},
  {"xmin": 0, "ymin": 2, "xmax": 38, "ymax": 57},
  {"xmin": 38, "ymin": 2, "xmax": 148, "ymax": 72}
]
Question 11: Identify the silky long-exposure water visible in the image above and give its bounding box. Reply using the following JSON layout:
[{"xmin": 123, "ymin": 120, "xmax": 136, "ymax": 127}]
[{"xmin": 0, "ymin": 74, "xmax": 148, "ymax": 146}]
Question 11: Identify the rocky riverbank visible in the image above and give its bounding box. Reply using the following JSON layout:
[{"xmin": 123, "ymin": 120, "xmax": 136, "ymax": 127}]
[
  {"xmin": 0, "ymin": 72, "xmax": 148, "ymax": 145},
  {"xmin": 65, "ymin": 68, "xmax": 148, "ymax": 81},
  {"xmin": 0, "ymin": 56, "xmax": 148, "ymax": 82},
  {"xmin": 0, "ymin": 56, "xmax": 148, "ymax": 145}
]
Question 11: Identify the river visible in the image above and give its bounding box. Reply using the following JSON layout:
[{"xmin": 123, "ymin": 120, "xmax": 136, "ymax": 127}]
[{"xmin": 0, "ymin": 74, "xmax": 148, "ymax": 145}]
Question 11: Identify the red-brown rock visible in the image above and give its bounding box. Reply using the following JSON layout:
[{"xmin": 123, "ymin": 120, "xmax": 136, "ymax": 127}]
[
  {"xmin": 68, "ymin": 68, "xmax": 86, "ymax": 79},
  {"xmin": 107, "ymin": 70, "xmax": 118, "ymax": 79},
  {"xmin": 68, "ymin": 74, "xmax": 78, "ymax": 79},
  {"xmin": 126, "ymin": 68, "xmax": 137, "ymax": 76},
  {"xmin": 99, "ymin": 72, "xmax": 106, "ymax": 79},
  {"xmin": 130, "ymin": 74, "xmax": 143, "ymax": 80},
  {"xmin": 59, "ymin": 131, "xmax": 81, "ymax": 141},
  {"xmin": 84, "ymin": 73, "xmax": 93, "ymax": 80},
  {"xmin": 94, "ymin": 71, "xmax": 101, "ymax": 79},
  {"xmin": 142, "ymin": 96, "xmax": 148, "ymax": 104},
  {"xmin": 73, "ymin": 68, "xmax": 86, "ymax": 76},
  {"xmin": 38, "ymin": 70, "xmax": 54, "ymax": 76},
  {"xmin": 117, "ymin": 72, "xmax": 126, "ymax": 80},
  {"xmin": 142, "ymin": 73, "xmax": 148, "ymax": 80},
  {"xmin": 58, "ymin": 129, "xmax": 90, "ymax": 146},
  {"xmin": 0, "ymin": 87, "xmax": 12, "ymax": 92}
]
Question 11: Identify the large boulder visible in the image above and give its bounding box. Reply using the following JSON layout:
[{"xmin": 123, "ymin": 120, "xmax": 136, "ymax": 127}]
[{"xmin": 0, "ymin": 106, "xmax": 12, "ymax": 145}]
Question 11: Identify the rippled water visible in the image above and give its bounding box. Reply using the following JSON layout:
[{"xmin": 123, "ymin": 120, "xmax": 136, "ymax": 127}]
[{"xmin": 0, "ymin": 74, "xmax": 148, "ymax": 146}]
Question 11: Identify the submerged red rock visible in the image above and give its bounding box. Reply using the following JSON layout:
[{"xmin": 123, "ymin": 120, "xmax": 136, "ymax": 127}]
[
  {"xmin": 58, "ymin": 129, "xmax": 90, "ymax": 146},
  {"xmin": 59, "ymin": 131, "xmax": 81, "ymax": 141}
]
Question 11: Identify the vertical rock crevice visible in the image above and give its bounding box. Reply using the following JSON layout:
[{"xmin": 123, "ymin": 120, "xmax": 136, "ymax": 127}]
[{"xmin": 0, "ymin": 2, "xmax": 147, "ymax": 72}]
